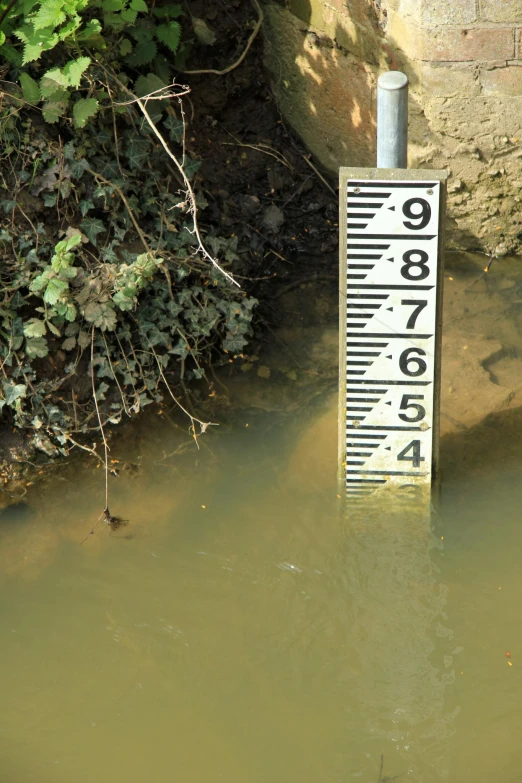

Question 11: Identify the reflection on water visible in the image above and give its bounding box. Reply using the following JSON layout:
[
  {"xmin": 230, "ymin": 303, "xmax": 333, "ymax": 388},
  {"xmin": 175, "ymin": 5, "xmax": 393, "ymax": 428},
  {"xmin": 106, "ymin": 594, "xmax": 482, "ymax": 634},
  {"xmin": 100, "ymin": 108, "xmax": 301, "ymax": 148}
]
[{"xmin": 2, "ymin": 254, "xmax": 522, "ymax": 782}]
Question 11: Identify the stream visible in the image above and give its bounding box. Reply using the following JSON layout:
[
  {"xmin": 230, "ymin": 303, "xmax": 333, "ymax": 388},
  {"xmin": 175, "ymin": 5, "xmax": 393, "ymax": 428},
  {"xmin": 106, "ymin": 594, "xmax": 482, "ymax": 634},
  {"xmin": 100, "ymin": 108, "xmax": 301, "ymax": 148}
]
[{"xmin": 1, "ymin": 254, "xmax": 522, "ymax": 782}]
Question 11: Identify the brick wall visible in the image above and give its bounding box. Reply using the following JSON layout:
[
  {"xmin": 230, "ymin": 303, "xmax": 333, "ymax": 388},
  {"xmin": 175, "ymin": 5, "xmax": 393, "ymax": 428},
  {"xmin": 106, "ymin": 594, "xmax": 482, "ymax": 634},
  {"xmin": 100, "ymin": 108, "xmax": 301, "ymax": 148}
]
[{"xmin": 384, "ymin": 0, "xmax": 522, "ymax": 252}]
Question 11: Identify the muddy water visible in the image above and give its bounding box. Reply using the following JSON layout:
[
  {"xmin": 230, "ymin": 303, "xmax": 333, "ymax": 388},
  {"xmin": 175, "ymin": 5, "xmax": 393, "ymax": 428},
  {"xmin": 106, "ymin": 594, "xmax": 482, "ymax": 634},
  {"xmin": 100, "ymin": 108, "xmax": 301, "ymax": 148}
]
[{"xmin": 2, "ymin": 256, "xmax": 522, "ymax": 783}]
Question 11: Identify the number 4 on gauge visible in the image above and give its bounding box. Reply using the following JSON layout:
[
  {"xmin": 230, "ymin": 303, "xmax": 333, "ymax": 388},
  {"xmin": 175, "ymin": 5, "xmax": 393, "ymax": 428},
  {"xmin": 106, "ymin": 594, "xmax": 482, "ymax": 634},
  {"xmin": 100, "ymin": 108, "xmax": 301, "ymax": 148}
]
[{"xmin": 398, "ymin": 440, "xmax": 425, "ymax": 468}]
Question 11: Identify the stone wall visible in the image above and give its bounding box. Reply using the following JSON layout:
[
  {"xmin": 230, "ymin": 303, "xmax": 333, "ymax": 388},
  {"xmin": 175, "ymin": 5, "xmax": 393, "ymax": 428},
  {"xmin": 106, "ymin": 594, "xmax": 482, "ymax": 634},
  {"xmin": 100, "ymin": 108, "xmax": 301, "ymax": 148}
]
[{"xmin": 263, "ymin": 0, "xmax": 522, "ymax": 255}]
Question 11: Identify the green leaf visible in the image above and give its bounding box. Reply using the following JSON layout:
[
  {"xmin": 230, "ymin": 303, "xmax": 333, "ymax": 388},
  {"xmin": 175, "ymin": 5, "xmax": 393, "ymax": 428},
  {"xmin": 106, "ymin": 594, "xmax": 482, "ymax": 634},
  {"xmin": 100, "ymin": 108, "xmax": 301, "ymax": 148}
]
[
  {"xmin": 223, "ymin": 334, "xmax": 248, "ymax": 353},
  {"xmin": 15, "ymin": 25, "xmax": 59, "ymax": 64},
  {"xmin": 73, "ymin": 97, "xmax": 99, "ymax": 128},
  {"xmin": 125, "ymin": 38, "xmax": 156, "ymax": 65},
  {"xmin": 78, "ymin": 330, "xmax": 90, "ymax": 348},
  {"xmin": 80, "ymin": 217, "xmax": 105, "ymax": 245},
  {"xmin": 62, "ymin": 56, "xmax": 91, "ymax": 88},
  {"xmin": 183, "ymin": 157, "xmax": 201, "ymax": 180},
  {"xmin": 62, "ymin": 302, "xmax": 77, "ymax": 321},
  {"xmin": 42, "ymin": 100, "xmax": 68, "ymax": 123},
  {"xmin": 155, "ymin": 21, "xmax": 181, "ymax": 54},
  {"xmin": 79, "ymin": 199, "xmax": 94, "ymax": 216},
  {"xmin": 44, "ymin": 278, "xmax": 68, "ymax": 305},
  {"xmin": 134, "ymin": 72, "xmax": 166, "ymax": 99},
  {"xmin": 31, "ymin": 0, "xmax": 66, "ymax": 30},
  {"xmin": 152, "ymin": 4, "xmax": 183, "ymax": 19},
  {"xmin": 0, "ymin": 31, "xmax": 5, "ymax": 46},
  {"xmin": 62, "ymin": 336, "xmax": 76, "ymax": 351},
  {"xmin": 64, "ymin": 233, "xmax": 82, "ymax": 251},
  {"xmin": 120, "ymin": 8, "xmax": 137, "ymax": 23},
  {"xmin": 113, "ymin": 290, "xmax": 135, "ymax": 311},
  {"xmin": 25, "ymin": 336, "xmax": 49, "ymax": 358},
  {"xmin": 2, "ymin": 381, "xmax": 28, "ymax": 404},
  {"xmin": 95, "ymin": 381, "xmax": 110, "ymax": 400},
  {"xmin": 47, "ymin": 321, "xmax": 61, "ymax": 337},
  {"xmin": 57, "ymin": 15, "xmax": 83, "ymax": 42},
  {"xmin": 23, "ymin": 318, "xmax": 46, "ymax": 338},
  {"xmin": 19, "ymin": 72, "xmax": 40, "ymax": 103},
  {"xmin": 125, "ymin": 137, "xmax": 151, "ymax": 170},
  {"xmin": 43, "ymin": 192, "xmax": 58, "ymax": 207},
  {"xmin": 70, "ymin": 158, "xmax": 89, "ymax": 179},
  {"xmin": 76, "ymin": 18, "xmax": 103, "ymax": 42},
  {"xmin": 84, "ymin": 301, "xmax": 117, "ymax": 331},
  {"xmin": 40, "ymin": 67, "xmax": 70, "ymax": 97},
  {"xmin": 163, "ymin": 114, "xmax": 183, "ymax": 142},
  {"xmin": 119, "ymin": 38, "xmax": 132, "ymax": 55},
  {"xmin": 102, "ymin": 0, "xmax": 125, "ymax": 10}
]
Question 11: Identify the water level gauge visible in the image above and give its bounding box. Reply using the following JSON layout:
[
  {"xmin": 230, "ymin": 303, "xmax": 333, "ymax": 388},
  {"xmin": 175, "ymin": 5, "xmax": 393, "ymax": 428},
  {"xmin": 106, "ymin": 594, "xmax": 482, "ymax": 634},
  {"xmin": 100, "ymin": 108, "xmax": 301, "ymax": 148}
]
[{"xmin": 339, "ymin": 168, "xmax": 448, "ymax": 507}]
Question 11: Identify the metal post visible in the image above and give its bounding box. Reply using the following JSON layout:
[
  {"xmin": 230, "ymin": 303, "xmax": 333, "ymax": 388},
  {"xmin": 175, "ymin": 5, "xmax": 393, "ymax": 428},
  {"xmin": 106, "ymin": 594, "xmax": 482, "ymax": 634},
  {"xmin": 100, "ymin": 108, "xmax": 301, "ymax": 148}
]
[{"xmin": 377, "ymin": 71, "xmax": 408, "ymax": 169}]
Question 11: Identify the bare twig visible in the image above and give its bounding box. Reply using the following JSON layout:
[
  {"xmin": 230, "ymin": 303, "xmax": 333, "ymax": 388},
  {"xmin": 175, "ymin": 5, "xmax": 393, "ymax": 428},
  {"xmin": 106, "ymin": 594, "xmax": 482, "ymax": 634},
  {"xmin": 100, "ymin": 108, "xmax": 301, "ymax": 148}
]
[
  {"xmin": 301, "ymin": 154, "xmax": 337, "ymax": 196},
  {"xmin": 181, "ymin": 0, "xmax": 263, "ymax": 76},
  {"xmin": 106, "ymin": 70, "xmax": 239, "ymax": 287},
  {"xmin": 223, "ymin": 140, "xmax": 293, "ymax": 170},
  {"xmin": 67, "ymin": 436, "xmax": 103, "ymax": 464}
]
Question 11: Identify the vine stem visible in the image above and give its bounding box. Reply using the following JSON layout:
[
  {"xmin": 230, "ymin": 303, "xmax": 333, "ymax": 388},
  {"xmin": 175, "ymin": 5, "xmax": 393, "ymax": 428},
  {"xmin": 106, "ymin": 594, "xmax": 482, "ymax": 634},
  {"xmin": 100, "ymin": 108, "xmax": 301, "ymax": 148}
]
[
  {"xmin": 85, "ymin": 166, "xmax": 151, "ymax": 255},
  {"xmin": 146, "ymin": 342, "xmax": 218, "ymax": 449},
  {"xmin": 180, "ymin": 0, "xmax": 263, "ymax": 76},
  {"xmin": 0, "ymin": 0, "xmax": 16, "ymax": 29},
  {"xmin": 91, "ymin": 327, "xmax": 109, "ymax": 513}
]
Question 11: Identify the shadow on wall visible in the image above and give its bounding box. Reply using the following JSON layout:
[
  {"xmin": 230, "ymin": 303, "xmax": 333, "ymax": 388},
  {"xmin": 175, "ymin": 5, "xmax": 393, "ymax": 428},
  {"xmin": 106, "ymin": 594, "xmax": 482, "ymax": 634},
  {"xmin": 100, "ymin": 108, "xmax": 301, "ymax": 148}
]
[
  {"xmin": 263, "ymin": 0, "xmax": 486, "ymax": 249},
  {"xmin": 264, "ymin": 1, "xmax": 438, "ymax": 176}
]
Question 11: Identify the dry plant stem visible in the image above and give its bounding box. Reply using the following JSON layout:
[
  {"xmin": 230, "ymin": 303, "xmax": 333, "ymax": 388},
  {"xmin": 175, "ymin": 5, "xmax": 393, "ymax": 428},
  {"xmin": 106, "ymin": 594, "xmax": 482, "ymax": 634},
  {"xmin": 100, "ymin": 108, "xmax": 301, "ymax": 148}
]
[
  {"xmin": 67, "ymin": 436, "xmax": 103, "ymax": 464},
  {"xmin": 134, "ymin": 98, "xmax": 239, "ymax": 287},
  {"xmin": 301, "ymin": 154, "xmax": 337, "ymax": 196},
  {"xmin": 181, "ymin": 0, "xmax": 263, "ymax": 76},
  {"xmin": 109, "ymin": 73, "xmax": 239, "ymax": 287},
  {"xmin": 91, "ymin": 328, "xmax": 110, "ymax": 513},
  {"xmin": 223, "ymin": 141, "xmax": 293, "ymax": 170},
  {"xmin": 80, "ymin": 510, "xmax": 105, "ymax": 545}
]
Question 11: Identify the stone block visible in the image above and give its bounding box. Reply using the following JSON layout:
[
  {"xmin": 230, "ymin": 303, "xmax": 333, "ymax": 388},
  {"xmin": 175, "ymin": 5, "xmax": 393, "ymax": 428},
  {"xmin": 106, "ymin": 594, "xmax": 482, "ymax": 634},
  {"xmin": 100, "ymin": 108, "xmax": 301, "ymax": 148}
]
[
  {"xmin": 395, "ymin": 0, "xmax": 422, "ymax": 19},
  {"xmin": 420, "ymin": 62, "xmax": 481, "ymax": 97},
  {"xmin": 480, "ymin": 0, "xmax": 522, "ymax": 23},
  {"xmin": 426, "ymin": 27, "xmax": 514, "ymax": 61},
  {"xmin": 263, "ymin": 2, "xmax": 376, "ymax": 172},
  {"xmin": 420, "ymin": 0, "xmax": 478, "ymax": 25},
  {"xmin": 480, "ymin": 64, "xmax": 522, "ymax": 94},
  {"xmin": 325, "ymin": 0, "xmax": 379, "ymax": 28},
  {"xmin": 386, "ymin": 9, "xmax": 423, "ymax": 59}
]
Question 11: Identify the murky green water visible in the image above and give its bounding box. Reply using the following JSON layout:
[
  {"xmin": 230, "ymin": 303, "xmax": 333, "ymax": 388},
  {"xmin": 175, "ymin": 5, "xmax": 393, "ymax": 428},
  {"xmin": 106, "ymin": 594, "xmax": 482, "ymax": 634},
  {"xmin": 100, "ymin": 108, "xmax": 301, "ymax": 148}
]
[{"xmin": 2, "ymin": 258, "xmax": 522, "ymax": 783}]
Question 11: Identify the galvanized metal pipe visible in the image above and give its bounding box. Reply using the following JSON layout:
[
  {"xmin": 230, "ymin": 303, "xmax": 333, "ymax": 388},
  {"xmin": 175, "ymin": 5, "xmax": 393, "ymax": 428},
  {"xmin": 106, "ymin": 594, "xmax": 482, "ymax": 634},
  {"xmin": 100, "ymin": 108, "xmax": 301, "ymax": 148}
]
[{"xmin": 377, "ymin": 71, "xmax": 408, "ymax": 168}]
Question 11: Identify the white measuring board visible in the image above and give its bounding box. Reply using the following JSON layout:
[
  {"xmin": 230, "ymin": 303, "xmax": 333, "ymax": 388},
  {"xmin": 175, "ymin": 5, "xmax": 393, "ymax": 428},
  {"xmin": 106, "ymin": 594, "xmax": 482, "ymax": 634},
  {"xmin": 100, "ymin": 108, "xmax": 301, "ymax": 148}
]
[{"xmin": 339, "ymin": 168, "xmax": 447, "ymax": 507}]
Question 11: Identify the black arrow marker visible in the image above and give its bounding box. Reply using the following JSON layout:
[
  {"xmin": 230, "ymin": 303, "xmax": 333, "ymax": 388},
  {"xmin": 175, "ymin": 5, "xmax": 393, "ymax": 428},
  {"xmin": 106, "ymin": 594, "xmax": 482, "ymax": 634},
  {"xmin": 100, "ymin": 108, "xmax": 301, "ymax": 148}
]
[
  {"xmin": 385, "ymin": 401, "xmax": 392, "ymax": 406},
  {"xmin": 386, "ymin": 257, "xmax": 394, "ymax": 262},
  {"xmin": 388, "ymin": 206, "xmax": 395, "ymax": 211},
  {"xmin": 385, "ymin": 446, "xmax": 391, "ymax": 451},
  {"xmin": 386, "ymin": 355, "xmax": 392, "ymax": 359},
  {"xmin": 386, "ymin": 307, "xmax": 393, "ymax": 311}
]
